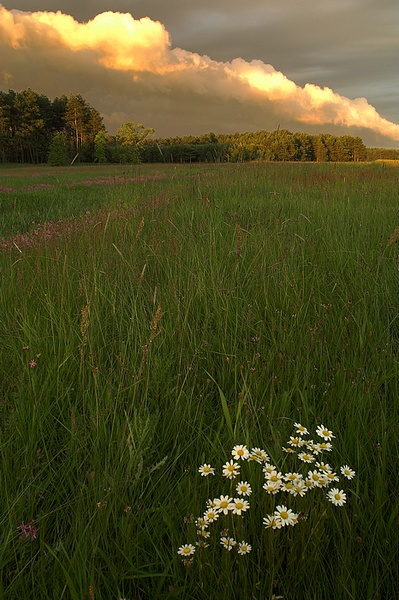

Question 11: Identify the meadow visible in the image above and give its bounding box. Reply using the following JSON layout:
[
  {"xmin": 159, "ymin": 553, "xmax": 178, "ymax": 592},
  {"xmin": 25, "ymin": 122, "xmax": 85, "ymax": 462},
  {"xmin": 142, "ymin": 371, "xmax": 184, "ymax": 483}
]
[{"xmin": 0, "ymin": 161, "xmax": 398, "ymax": 600}]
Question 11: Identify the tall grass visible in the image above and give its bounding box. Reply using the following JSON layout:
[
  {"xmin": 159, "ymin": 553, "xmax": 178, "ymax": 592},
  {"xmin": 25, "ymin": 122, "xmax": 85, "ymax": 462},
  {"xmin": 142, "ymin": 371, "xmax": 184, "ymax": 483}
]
[{"xmin": 0, "ymin": 161, "xmax": 398, "ymax": 599}]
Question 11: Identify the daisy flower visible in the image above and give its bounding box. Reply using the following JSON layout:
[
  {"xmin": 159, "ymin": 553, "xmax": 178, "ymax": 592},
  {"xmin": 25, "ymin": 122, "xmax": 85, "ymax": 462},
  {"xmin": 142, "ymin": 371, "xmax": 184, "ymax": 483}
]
[
  {"xmin": 293, "ymin": 422, "xmax": 309, "ymax": 436},
  {"xmin": 304, "ymin": 478, "xmax": 315, "ymax": 490},
  {"xmin": 195, "ymin": 517, "xmax": 208, "ymax": 529},
  {"xmin": 325, "ymin": 471, "xmax": 339, "ymax": 484},
  {"xmin": 232, "ymin": 445, "xmax": 250, "ymax": 460},
  {"xmin": 220, "ymin": 537, "xmax": 236, "ymax": 551},
  {"xmin": 236, "ymin": 481, "xmax": 252, "ymax": 496},
  {"xmin": 222, "ymin": 460, "xmax": 240, "ymax": 479},
  {"xmin": 340, "ymin": 465, "xmax": 356, "ymax": 480},
  {"xmin": 197, "ymin": 528, "xmax": 210, "ymax": 539},
  {"xmin": 198, "ymin": 464, "xmax": 215, "ymax": 476},
  {"xmin": 302, "ymin": 439, "xmax": 315, "ymax": 449},
  {"xmin": 282, "ymin": 481, "xmax": 295, "ymax": 493},
  {"xmin": 307, "ymin": 470, "xmax": 324, "ymax": 487},
  {"xmin": 284, "ymin": 472, "xmax": 303, "ymax": 483},
  {"xmin": 263, "ymin": 514, "xmax": 282, "ymax": 529},
  {"xmin": 315, "ymin": 461, "xmax": 332, "ymax": 473},
  {"xmin": 317, "ymin": 475, "xmax": 329, "ymax": 487},
  {"xmin": 298, "ymin": 452, "xmax": 315, "ymax": 463},
  {"xmin": 282, "ymin": 446, "xmax": 296, "ymax": 454},
  {"xmin": 177, "ymin": 544, "xmax": 196, "ymax": 557},
  {"xmin": 263, "ymin": 463, "xmax": 278, "ymax": 475},
  {"xmin": 264, "ymin": 470, "xmax": 283, "ymax": 484},
  {"xmin": 291, "ymin": 480, "xmax": 308, "ymax": 497},
  {"xmin": 203, "ymin": 508, "xmax": 219, "ymax": 523},
  {"xmin": 250, "ymin": 448, "xmax": 270, "ymax": 462},
  {"xmin": 327, "ymin": 488, "xmax": 347, "ymax": 506},
  {"xmin": 230, "ymin": 498, "xmax": 250, "ymax": 516},
  {"xmin": 214, "ymin": 495, "xmax": 232, "ymax": 515},
  {"xmin": 313, "ymin": 442, "xmax": 333, "ymax": 453},
  {"xmin": 237, "ymin": 541, "xmax": 252, "ymax": 555},
  {"xmin": 274, "ymin": 505, "xmax": 298, "ymax": 527},
  {"xmin": 263, "ymin": 480, "xmax": 282, "ymax": 494},
  {"xmin": 316, "ymin": 425, "xmax": 335, "ymax": 441},
  {"xmin": 288, "ymin": 436, "xmax": 305, "ymax": 448}
]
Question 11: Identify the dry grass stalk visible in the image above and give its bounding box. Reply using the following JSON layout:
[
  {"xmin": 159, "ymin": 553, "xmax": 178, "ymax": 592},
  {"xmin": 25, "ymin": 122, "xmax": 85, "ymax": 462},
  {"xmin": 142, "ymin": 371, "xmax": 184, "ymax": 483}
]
[
  {"xmin": 142, "ymin": 304, "xmax": 163, "ymax": 361},
  {"xmin": 136, "ymin": 216, "xmax": 145, "ymax": 242},
  {"xmin": 80, "ymin": 302, "xmax": 90, "ymax": 345},
  {"xmin": 149, "ymin": 304, "xmax": 163, "ymax": 343},
  {"xmin": 236, "ymin": 222, "xmax": 242, "ymax": 258},
  {"xmin": 387, "ymin": 226, "xmax": 399, "ymax": 247}
]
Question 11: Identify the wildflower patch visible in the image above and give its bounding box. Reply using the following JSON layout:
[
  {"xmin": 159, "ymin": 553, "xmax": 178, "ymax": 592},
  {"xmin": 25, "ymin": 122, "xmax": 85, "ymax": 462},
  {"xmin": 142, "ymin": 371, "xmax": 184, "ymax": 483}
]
[{"xmin": 178, "ymin": 422, "xmax": 355, "ymax": 561}]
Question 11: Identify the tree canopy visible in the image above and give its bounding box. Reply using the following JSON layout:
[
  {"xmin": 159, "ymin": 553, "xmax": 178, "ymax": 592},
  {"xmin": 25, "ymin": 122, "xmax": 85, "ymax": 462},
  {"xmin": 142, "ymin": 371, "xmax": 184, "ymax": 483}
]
[
  {"xmin": 0, "ymin": 89, "xmax": 105, "ymax": 164},
  {"xmin": 0, "ymin": 88, "xmax": 397, "ymax": 164}
]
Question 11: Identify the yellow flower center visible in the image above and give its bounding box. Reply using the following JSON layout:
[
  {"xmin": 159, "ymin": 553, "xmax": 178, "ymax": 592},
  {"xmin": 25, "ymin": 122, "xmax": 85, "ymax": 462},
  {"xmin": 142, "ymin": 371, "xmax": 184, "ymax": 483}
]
[
  {"xmin": 280, "ymin": 511, "xmax": 288, "ymax": 519},
  {"xmin": 220, "ymin": 501, "xmax": 228, "ymax": 509},
  {"xmin": 334, "ymin": 493, "xmax": 341, "ymax": 501}
]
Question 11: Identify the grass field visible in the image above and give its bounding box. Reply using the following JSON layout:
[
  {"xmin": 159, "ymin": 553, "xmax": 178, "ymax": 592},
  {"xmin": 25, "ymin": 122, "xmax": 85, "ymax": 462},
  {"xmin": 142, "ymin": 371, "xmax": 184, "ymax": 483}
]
[{"xmin": 0, "ymin": 161, "xmax": 398, "ymax": 599}]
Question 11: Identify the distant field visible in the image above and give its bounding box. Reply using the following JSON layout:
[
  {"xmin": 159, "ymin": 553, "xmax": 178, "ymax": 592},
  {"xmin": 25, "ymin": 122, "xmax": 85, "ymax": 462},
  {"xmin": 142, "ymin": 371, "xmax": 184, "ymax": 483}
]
[{"xmin": 0, "ymin": 162, "xmax": 398, "ymax": 599}]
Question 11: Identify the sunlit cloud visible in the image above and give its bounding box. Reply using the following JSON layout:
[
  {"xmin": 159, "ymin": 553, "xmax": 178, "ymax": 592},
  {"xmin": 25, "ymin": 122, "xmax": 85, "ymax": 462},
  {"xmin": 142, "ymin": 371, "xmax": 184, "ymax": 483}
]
[{"xmin": 1, "ymin": 5, "xmax": 398, "ymax": 143}]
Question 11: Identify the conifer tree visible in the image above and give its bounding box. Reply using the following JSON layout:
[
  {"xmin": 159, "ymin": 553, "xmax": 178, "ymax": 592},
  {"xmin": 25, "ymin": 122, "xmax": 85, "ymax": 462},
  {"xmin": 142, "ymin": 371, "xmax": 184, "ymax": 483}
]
[{"xmin": 48, "ymin": 132, "xmax": 69, "ymax": 166}]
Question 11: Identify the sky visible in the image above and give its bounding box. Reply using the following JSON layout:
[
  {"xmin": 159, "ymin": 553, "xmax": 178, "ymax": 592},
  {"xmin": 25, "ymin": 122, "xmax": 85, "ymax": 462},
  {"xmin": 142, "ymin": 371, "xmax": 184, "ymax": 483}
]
[{"xmin": 1, "ymin": 1, "xmax": 398, "ymax": 147}]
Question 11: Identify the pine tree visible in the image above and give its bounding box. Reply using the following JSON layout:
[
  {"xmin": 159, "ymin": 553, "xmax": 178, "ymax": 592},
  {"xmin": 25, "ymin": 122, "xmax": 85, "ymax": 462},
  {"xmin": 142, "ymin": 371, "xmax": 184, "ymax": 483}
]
[{"xmin": 48, "ymin": 132, "xmax": 69, "ymax": 166}]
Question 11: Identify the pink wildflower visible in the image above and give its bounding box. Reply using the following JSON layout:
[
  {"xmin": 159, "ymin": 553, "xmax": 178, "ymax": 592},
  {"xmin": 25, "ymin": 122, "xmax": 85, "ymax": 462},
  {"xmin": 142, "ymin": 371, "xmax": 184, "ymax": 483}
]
[{"xmin": 17, "ymin": 520, "xmax": 39, "ymax": 540}]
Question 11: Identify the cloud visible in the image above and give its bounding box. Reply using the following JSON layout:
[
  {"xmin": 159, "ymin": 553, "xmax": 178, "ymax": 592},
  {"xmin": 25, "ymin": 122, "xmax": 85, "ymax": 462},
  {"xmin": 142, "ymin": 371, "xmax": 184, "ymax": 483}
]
[{"xmin": 1, "ymin": 5, "xmax": 398, "ymax": 144}]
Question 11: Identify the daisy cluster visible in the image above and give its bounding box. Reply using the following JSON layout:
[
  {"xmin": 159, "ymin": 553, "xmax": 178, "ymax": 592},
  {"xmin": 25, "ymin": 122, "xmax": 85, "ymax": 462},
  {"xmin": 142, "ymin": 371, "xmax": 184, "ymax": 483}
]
[{"xmin": 177, "ymin": 422, "xmax": 355, "ymax": 560}]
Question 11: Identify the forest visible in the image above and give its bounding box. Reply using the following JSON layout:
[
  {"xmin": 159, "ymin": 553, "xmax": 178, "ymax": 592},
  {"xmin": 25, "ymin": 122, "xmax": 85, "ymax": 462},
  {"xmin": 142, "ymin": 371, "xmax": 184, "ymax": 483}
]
[{"xmin": 1, "ymin": 88, "xmax": 398, "ymax": 164}]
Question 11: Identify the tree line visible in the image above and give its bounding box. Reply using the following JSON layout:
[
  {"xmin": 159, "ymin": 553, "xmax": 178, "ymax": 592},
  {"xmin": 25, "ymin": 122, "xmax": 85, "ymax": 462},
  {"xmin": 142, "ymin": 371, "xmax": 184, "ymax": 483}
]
[
  {"xmin": 142, "ymin": 131, "xmax": 367, "ymax": 163},
  {"xmin": 0, "ymin": 88, "xmax": 397, "ymax": 165}
]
